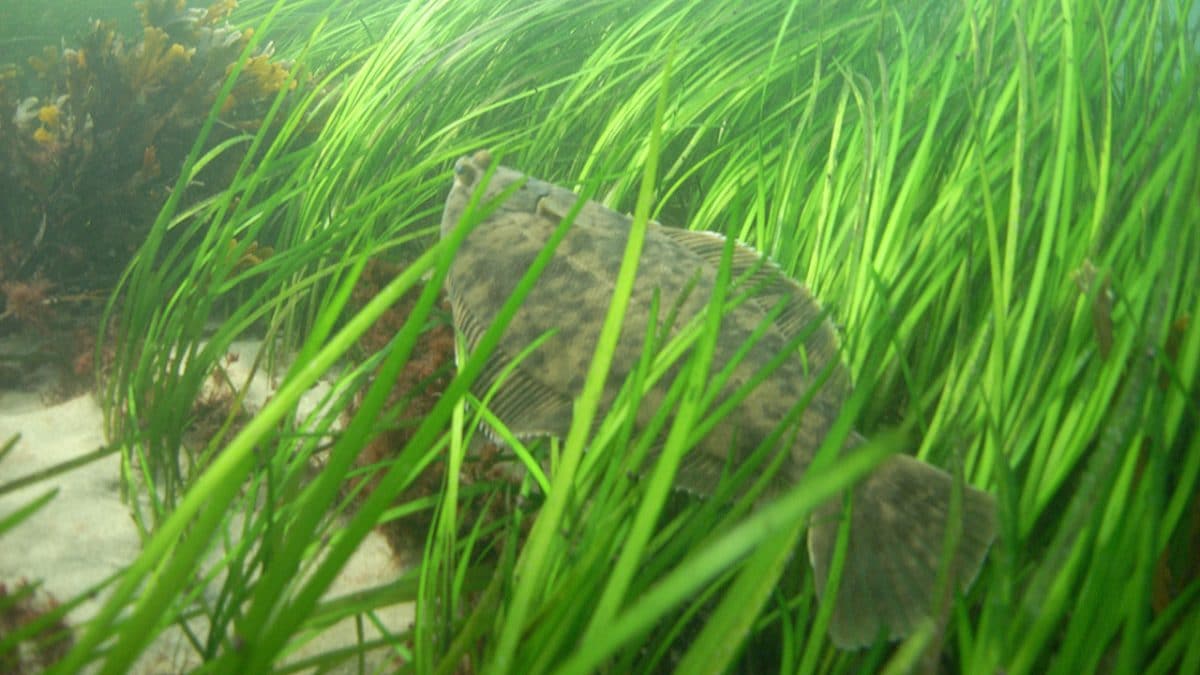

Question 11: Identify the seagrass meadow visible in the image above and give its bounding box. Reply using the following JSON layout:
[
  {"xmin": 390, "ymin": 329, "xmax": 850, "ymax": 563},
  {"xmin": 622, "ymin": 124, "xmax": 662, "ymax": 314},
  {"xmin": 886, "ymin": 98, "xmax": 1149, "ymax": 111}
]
[{"xmin": 2, "ymin": 0, "xmax": 1198, "ymax": 672}]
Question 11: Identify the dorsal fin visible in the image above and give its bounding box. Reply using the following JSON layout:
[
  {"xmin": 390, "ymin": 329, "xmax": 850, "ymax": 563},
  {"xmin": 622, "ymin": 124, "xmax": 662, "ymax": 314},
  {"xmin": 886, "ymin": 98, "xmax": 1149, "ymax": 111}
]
[
  {"xmin": 655, "ymin": 228, "xmax": 837, "ymax": 360},
  {"xmin": 447, "ymin": 289, "xmax": 574, "ymax": 438}
]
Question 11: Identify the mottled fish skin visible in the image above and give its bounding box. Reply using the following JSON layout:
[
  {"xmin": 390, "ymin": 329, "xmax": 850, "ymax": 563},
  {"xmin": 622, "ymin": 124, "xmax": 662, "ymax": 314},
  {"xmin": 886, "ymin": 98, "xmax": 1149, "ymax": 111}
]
[
  {"xmin": 440, "ymin": 149, "xmax": 998, "ymax": 649},
  {"xmin": 441, "ymin": 149, "xmax": 850, "ymax": 493}
]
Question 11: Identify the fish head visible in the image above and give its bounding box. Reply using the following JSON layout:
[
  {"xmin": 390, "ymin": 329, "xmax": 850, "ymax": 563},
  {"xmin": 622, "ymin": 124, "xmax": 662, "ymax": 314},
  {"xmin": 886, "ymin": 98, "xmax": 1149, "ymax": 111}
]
[{"xmin": 441, "ymin": 149, "xmax": 573, "ymax": 238}]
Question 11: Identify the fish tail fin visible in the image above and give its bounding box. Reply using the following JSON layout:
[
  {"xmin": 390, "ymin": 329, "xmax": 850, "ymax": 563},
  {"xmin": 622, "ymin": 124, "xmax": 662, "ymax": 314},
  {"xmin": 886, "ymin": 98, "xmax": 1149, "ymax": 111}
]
[{"xmin": 806, "ymin": 452, "xmax": 997, "ymax": 648}]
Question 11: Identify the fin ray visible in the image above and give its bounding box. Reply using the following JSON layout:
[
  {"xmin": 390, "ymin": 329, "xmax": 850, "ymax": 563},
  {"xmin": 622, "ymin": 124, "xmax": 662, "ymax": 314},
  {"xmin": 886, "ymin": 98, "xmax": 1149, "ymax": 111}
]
[{"xmin": 806, "ymin": 453, "xmax": 998, "ymax": 648}]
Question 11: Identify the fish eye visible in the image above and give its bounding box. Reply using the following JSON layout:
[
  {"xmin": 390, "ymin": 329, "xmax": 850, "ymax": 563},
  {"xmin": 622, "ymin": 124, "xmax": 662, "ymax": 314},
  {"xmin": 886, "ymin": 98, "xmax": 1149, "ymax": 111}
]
[{"xmin": 454, "ymin": 158, "xmax": 477, "ymax": 185}]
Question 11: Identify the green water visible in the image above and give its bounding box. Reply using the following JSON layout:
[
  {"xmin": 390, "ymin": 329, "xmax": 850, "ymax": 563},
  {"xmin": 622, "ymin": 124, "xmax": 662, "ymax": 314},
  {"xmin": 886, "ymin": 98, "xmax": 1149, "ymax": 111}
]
[
  {"xmin": 2, "ymin": 1, "xmax": 1198, "ymax": 672},
  {"xmin": 0, "ymin": 1, "xmax": 139, "ymax": 60}
]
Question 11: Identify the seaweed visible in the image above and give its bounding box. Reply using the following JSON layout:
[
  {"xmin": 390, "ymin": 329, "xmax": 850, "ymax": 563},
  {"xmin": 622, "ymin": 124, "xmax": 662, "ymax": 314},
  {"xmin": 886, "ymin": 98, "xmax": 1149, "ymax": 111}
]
[
  {"xmin": 0, "ymin": 580, "xmax": 74, "ymax": 674},
  {"xmin": 0, "ymin": 0, "xmax": 304, "ymax": 339},
  {"xmin": 343, "ymin": 261, "xmax": 521, "ymax": 564}
]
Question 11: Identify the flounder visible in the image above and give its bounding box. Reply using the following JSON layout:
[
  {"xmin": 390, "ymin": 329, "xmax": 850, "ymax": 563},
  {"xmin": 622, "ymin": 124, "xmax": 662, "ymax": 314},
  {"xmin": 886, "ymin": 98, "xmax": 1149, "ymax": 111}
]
[{"xmin": 440, "ymin": 149, "xmax": 997, "ymax": 648}]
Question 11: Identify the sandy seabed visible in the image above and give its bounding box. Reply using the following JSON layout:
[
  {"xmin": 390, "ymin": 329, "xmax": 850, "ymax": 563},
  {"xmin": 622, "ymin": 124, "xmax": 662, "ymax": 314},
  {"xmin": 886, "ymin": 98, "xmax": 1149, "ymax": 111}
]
[{"xmin": 0, "ymin": 339, "xmax": 412, "ymax": 673}]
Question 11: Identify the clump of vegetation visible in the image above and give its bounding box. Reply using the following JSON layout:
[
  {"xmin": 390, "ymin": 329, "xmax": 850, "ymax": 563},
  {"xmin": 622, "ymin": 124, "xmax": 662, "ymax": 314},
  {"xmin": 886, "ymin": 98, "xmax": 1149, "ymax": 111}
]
[
  {"xmin": 0, "ymin": 581, "xmax": 73, "ymax": 674},
  {"xmin": 0, "ymin": 0, "xmax": 300, "ymax": 334},
  {"xmin": 344, "ymin": 262, "xmax": 519, "ymax": 563},
  {"xmin": 0, "ymin": 280, "xmax": 53, "ymax": 332}
]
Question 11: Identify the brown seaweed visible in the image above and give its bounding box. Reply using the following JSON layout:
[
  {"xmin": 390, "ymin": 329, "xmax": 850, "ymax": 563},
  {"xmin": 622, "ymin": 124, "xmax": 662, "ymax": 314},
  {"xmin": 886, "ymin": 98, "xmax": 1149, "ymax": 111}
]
[{"xmin": 0, "ymin": 1, "xmax": 304, "ymax": 337}]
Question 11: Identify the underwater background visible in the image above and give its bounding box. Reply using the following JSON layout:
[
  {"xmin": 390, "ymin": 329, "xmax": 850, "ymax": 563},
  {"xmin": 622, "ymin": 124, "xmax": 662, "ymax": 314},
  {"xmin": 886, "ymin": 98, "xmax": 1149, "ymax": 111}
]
[{"xmin": 1, "ymin": 0, "xmax": 1198, "ymax": 673}]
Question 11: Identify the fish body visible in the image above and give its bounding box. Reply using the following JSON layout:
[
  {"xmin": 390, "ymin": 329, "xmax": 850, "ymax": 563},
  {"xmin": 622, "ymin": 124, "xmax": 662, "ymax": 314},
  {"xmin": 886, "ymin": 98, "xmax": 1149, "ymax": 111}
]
[
  {"xmin": 441, "ymin": 149, "xmax": 997, "ymax": 648},
  {"xmin": 442, "ymin": 151, "xmax": 848, "ymax": 493}
]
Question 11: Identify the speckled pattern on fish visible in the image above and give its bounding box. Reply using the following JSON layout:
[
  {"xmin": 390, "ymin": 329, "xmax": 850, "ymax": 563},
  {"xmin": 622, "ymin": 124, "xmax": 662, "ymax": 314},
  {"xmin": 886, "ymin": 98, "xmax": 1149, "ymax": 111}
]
[{"xmin": 440, "ymin": 149, "xmax": 997, "ymax": 649}]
